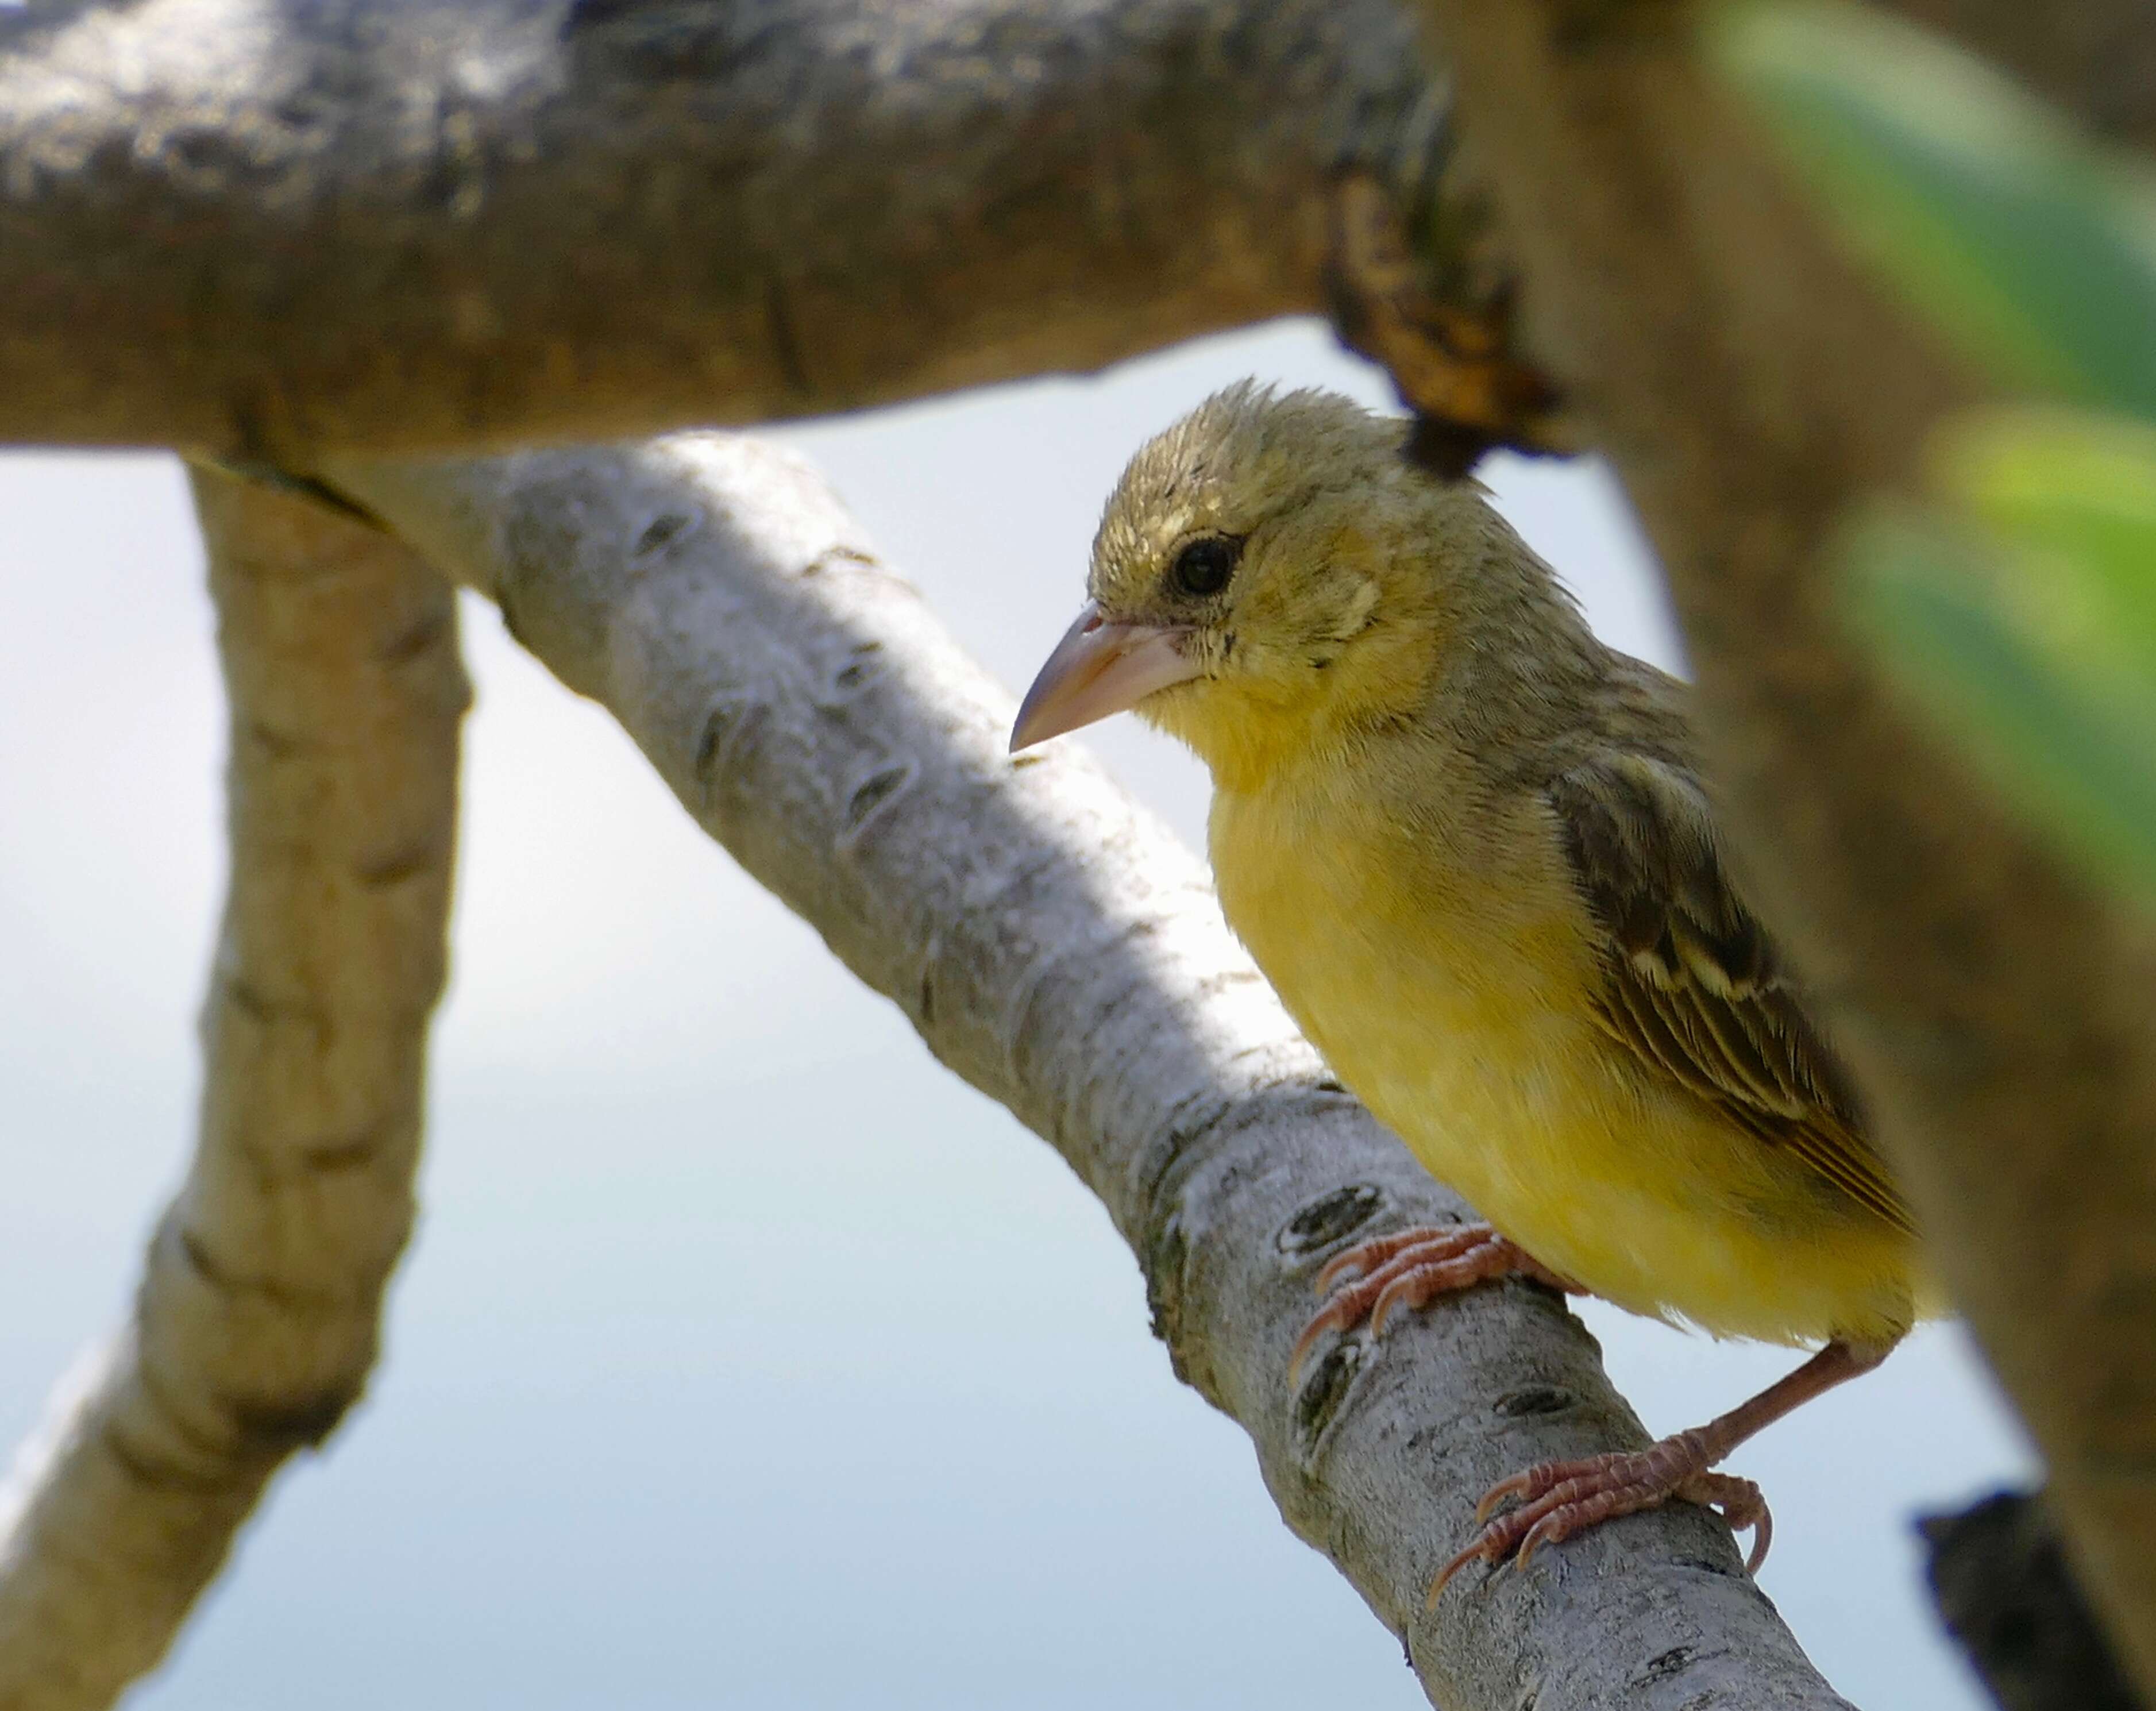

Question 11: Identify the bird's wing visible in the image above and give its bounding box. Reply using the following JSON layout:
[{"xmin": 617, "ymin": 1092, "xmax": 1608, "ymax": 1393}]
[{"xmin": 1545, "ymin": 753, "xmax": 1914, "ymax": 1234}]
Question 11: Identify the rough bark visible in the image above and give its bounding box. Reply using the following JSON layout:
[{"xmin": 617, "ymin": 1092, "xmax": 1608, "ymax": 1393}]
[
  {"xmin": 0, "ymin": 472, "xmax": 466, "ymax": 1710},
  {"xmin": 1407, "ymin": 0, "xmax": 2156, "ymax": 1694},
  {"xmin": 0, "ymin": 0, "xmax": 1453, "ymax": 457},
  {"xmin": 325, "ymin": 435, "xmax": 1856, "ymax": 1711}
]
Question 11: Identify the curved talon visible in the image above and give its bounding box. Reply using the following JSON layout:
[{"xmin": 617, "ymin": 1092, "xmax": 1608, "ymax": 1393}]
[
  {"xmin": 1286, "ymin": 1298, "xmax": 1363, "ymax": 1385},
  {"xmin": 1428, "ymin": 1536, "xmax": 1495, "ymax": 1604},
  {"xmin": 1368, "ymin": 1272, "xmax": 1419, "ymax": 1339},
  {"xmin": 1513, "ymin": 1504, "xmax": 1579, "ymax": 1571},
  {"xmin": 1681, "ymin": 1470, "xmax": 1772, "ymax": 1572},
  {"xmin": 1310, "ymin": 1234, "xmax": 1379, "ymax": 1286},
  {"xmin": 1473, "ymin": 1467, "xmax": 1536, "ymax": 1524}
]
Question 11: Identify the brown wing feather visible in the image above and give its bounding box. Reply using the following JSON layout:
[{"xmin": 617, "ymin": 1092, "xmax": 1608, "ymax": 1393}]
[{"xmin": 1547, "ymin": 754, "xmax": 1914, "ymax": 1235}]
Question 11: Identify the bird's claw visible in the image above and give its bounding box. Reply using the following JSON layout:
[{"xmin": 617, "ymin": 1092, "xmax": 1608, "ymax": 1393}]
[
  {"xmin": 1288, "ymin": 1222, "xmax": 1576, "ymax": 1385},
  {"xmin": 1427, "ymin": 1449, "xmax": 1772, "ymax": 1605},
  {"xmin": 1472, "ymin": 1467, "xmax": 1537, "ymax": 1525}
]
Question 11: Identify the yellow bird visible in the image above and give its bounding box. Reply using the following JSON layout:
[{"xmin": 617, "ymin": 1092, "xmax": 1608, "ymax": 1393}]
[{"xmin": 1010, "ymin": 383, "xmax": 1934, "ymax": 1592}]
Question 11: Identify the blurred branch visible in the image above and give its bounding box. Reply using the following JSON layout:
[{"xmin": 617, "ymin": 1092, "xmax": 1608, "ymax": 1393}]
[
  {"xmin": 1923, "ymin": 1489, "xmax": 2145, "ymax": 1711},
  {"xmin": 1870, "ymin": 0, "xmax": 2156, "ymax": 152},
  {"xmin": 0, "ymin": 472, "xmax": 466, "ymax": 1709},
  {"xmin": 0, "ymin": 0, "xmax": 1457, "ymax": 457},
  {"xmin": 1409, "ymin": 0, "xmax": 2156, "ymax": 1694},
  {"xmin": 329, "ymin": 436, "xmax": 1856, "ymax": 1711}
]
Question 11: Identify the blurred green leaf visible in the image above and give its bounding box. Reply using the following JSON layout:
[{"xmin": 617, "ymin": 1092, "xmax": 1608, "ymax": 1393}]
[
  {"xmin": 1936, "ymin": 409, "xmax": 2156, "ymax": 666},
  {"xmin": 1710, "ymin": 1, "xmax": 2156, "ymax": 422},
  {"xmin": 1842, "ymin": 491, "xmax": 2156, "ymax": 907},
  {"xmin": 1717, "ymin": 6, "xmax": 2156, "ymax": 903}
]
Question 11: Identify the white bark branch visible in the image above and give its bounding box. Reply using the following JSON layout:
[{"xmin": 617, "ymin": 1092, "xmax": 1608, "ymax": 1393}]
[
  {"xmin": 0, "ymin": 0, "xmax": 1452, "ymax": 456},
  {"xmin": 0, "ymin": 471, "xmax": 467, "ymax": 1710},
  {"xmin": 329, "ymin": 436, "xmax": 1856, "ymax": 1711}
]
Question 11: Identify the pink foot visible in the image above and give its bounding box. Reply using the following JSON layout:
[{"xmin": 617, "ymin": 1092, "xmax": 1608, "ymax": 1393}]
[
  {"xmin": 1288, "ymin": 1221, "xmax": 1578, "ymax": 1383},
  {"xmin": 1428, "ymin": 1432, "xmax": 1772, "ymax": 1602}
]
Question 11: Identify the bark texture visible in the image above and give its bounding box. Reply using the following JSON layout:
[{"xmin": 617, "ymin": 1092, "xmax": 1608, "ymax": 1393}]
[
  {"xmin": 0, "ymin": 472, "xmax": 466, "ymax": 1710},
  {"xmin": 0, "ymin": 0, "xmax": 1452, "ymax": 456},
  {"xmin": 1409, "ymin": 0, "xmax": 2156, "ymax": 1693},
  {"xmin": 327, "ymin": 435, "xmax": 1856, "ymax": 1711}
]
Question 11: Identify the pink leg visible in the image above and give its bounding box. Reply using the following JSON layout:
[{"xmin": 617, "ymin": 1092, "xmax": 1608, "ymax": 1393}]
[
  {"xmin": 1289, "ymin": 1221, "xmax": 1579, "ymax": 1384},
  {"xmin": 1429, "ymin": 1337, "xmax": 1896, "ymax": 1602}
]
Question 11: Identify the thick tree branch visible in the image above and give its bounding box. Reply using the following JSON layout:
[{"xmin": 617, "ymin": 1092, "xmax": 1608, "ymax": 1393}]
[
  {"xmin": 0, "ymin": 473, "xmax": 466, "ymax": 1710},
  {"xmin": 329, "ymin": 435, "xmax": 1854, "ymax": 1711},
  {"xmin": 1409, "ymin": 0, "xmax": 2156, "ymax": 1693},
  {"xmin": 0, "ymin": 0, "xmax": 1456, "ymax": 457}
]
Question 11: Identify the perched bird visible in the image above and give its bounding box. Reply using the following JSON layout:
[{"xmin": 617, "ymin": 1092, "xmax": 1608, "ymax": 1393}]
[{"xmin": 1010, "ymin": 382, "xmax": 1934, "ymax": 1593}]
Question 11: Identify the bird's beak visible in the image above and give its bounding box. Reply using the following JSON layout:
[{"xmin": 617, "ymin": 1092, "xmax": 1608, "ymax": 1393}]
[{"xmin": 1009, "ymin": 603, "xmax": 1202, "ymax": 752}]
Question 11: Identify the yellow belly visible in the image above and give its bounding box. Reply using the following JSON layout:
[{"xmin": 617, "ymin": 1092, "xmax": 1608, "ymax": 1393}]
[{"xmin": 1210, "ymin": 785, "xmax": 1923, "ymax": 1346}]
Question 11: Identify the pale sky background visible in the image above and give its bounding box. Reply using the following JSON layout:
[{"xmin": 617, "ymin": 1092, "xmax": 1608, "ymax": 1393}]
[{"xmin": 0, "ymin": 319, "xmax": 2032, "ymax": 1709}]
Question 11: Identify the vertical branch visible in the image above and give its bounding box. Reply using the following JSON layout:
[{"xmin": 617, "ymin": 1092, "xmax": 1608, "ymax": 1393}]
[
  {"xmin": 0, "ymin": 469, "xmax": 466, "ymax": 1711},
  {"xmin": 1406, "ymin": 0, "xmax": 2156, "ymax": 1687}
]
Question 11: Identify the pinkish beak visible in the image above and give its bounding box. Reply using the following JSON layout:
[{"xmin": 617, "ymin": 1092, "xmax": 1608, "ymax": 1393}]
[{"xmin": 1009, "ymin": 603, "xmax": 1202, "ymax": 752}]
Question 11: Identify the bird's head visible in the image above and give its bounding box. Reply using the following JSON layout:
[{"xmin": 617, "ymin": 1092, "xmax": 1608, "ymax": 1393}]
[{"xmin": 1010, "ymin": 382, "xmax": 1464, "ymax": 789}]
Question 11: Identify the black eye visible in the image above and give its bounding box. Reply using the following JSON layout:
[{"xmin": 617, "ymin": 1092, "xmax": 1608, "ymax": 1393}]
[{"xmin": 1170, "ymin": 535, "xmax": 1239, "ymax": 599}]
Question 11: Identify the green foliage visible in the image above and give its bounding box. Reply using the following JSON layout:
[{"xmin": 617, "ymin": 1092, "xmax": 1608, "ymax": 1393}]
[
  {"xmin": 1845, "ymin": 416, "xmax": 2156, "ymax": 904},
  {"xmin": 1711, "ymin": 1, "xmax": 2156, "ymax": 421},
  {"xmin": 1711, "ymin": 2, "xmax": 2156, "ymax": 908}
]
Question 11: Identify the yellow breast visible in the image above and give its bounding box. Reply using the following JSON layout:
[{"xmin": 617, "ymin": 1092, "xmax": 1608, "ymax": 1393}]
[{"xmin": 1208, "ymin": 780, "xmax": 1921, "ymax": 1346}]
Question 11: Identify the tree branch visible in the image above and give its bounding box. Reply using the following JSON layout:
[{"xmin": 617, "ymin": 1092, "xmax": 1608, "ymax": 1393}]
[
  {"xmin": 0, "ymin": 471, "xmax": 466, "ymax": 1710},
  {"xmin": 1407, "ymin": 0, "xmax": 2156, "ymax": 1693},
  {"xmin": 327, "ymin": 434, "xmax": 1855, "ymax": 1711},
  {"xmin": 1923, "ymin": 1489, "xmax": 2145, "ymax": 1711},
  {"xmin": 1869, "ymin": 0, "xmax": 2156, "ymax": 152},
  {"xmin": 0, "ymin": 0, "xmax": 1454, "ymax": 457}
]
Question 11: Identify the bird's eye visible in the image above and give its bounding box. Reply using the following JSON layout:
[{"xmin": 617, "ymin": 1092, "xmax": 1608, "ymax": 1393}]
[{"xmin": 1170, "ymin": 536, "xmax": 1239, "ymax": 599}]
